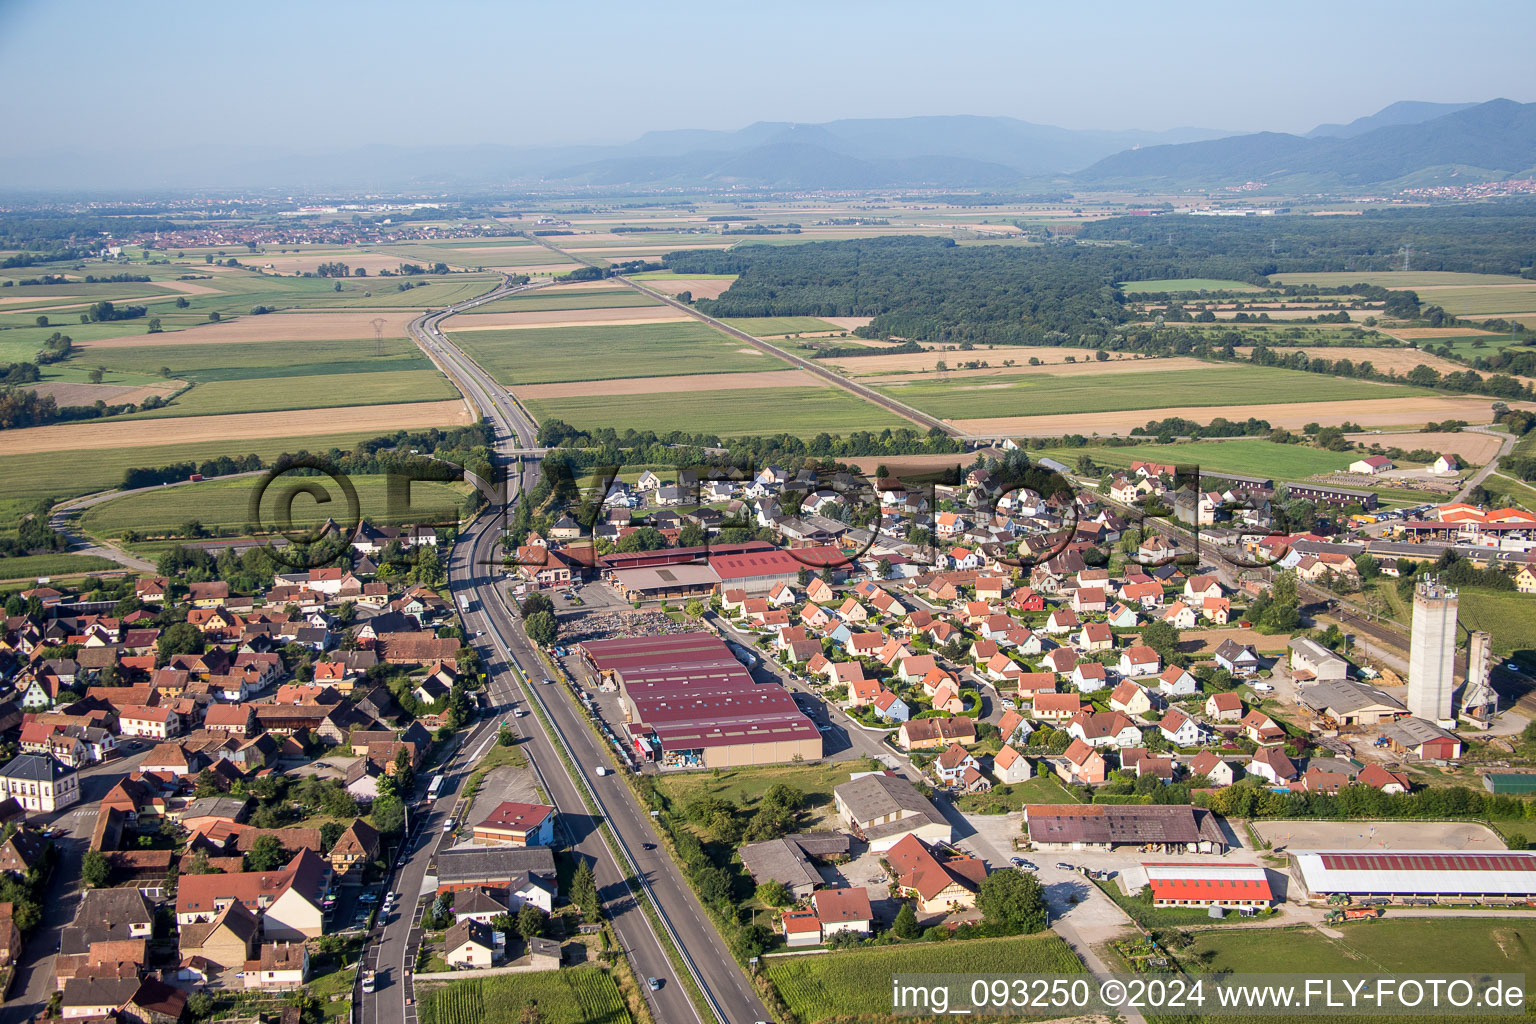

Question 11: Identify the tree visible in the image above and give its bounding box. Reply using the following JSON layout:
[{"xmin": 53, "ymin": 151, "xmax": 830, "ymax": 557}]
[
  {"xmin": 614, "ymin": 527, "xmax": 667, "ymax": 553},
  {"xmin": 516, "ymin": 903, "xmax": 546, "ymax": 941},
  {"xmin": 976, "ymin": 870, "xmax": 1047, "ymax": 934},
  {"xmin": 320, "ymin": 821, "xmax": 347, "ymax": 850},
  {"xmin": 34, "ymin": 316, "xmax": 47, "ymax": 328},
  {"xmin": 571, "ymin": 858, "xmax": 600, "ymax": 920},
  {"xmin": 372, "ymin": 794, "xmax": 406, "ymax": 836},
  {"xmin": 892, "ymin": 902, "xmax": 920, "ymax": 939},
  {"xmin": 797, "ymin": 566, "xmax": 811, "ymax": 587},
  {"xmin": 525, "ymin": 610, "xmax": 557, "ymax": 646},
  {"xmin": 497, "ymin": 725, "xmax": 516, "ymax": 747},
  {"xmin": 520, "ymin": 593, "xmax": 555, "ymax": 619},
  {"xmin": 245, "ymin": 834, "xmax": 287, "ymax": 872},
  {"xmin": 182, "ymin": 848, "xmax": 216, "ymax": 875},
  {"xmin": 81, "ymin": 848, "xmax": 111, "ymax": 888},
  {"xmin": 755, "ymin": 880, "xmax": 792, "ymax": 907},
  {"xmin": 156, "ymin": 621, "xmax": 205, "ymax": 666},
  {"xmin": 684, "ymin": 598, "xmax": 705, "ymax": 620}
]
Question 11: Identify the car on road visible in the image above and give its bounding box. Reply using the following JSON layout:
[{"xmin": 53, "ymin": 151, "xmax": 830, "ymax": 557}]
[
  {"xmin": 816, "ymin": 724, "xmax": 831, "ymax": 732},
  {"xmin": 361, "ymin": 971, "xmax": 376, "ymax": 994},
  {"xmin": 642, "ymin": 842, "xmax": 656, "ymax": 851},
  {"xmin": 1055, "ymin": 862, "xmax": 1073, "ymax": 870},
  {"xmin": 648, "ymin": 977, "xmax": 663, "ymax": 991},
  {"xmin": 1251, "ymin": 682, "xmax": 1275, "ymax": 693}
]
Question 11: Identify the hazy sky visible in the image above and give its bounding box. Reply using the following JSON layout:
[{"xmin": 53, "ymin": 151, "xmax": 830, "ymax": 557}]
[{"xmin": 3, "ymin": 0, "xmax": 1533, "ymax": 154}]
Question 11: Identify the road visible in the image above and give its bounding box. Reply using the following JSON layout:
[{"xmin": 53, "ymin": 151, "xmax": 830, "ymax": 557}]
[
  {"xmin": 373, "ymin": 277, "xmax": 770, "ymax": 1024},
  {"xmin": 1455, "ymin": 426, "xmax": 1517, "ymax": 503},
  {"xmin": 0, "ymin": 746, "xmax": 151, "ymax": 1024}
]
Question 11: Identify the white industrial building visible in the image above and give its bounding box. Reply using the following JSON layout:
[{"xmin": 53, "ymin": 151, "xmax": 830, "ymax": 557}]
[{"xmin": 1290, "ymin": 850, "xmax": 1536, "ymax": 903}]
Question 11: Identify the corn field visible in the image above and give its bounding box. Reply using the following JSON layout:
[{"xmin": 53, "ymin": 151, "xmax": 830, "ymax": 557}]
[{"xmin": 420, "ymin": 968, "xmax": 631, "ymax": 1024}]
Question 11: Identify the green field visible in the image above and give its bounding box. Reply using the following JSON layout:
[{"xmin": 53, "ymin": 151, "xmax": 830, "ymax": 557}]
[
  {"xmin": 766, "ymin": 935, "xmax": 1085, "ymax": 1023},
  {"xmin": 0, "ymin": 429, "xmax": 416, "ymax": 504},
  {"xmin": 450, "ymin": 320, "xmax": 785, "ymax": 385},
  {"xmin": 875, "ymin": 365, "xmax": 1427, "ymax": 419},
  {"xmin": 1458, "ymin": 590, "xmax": 1536, "ymax": 657},
  {"xmin": 90, "ymin": 337, "xmax": 426, "ymax": 380},
  {"xmin": 1035, "ymin": 439, "xmax": 1358, "ymax": 481},
  {"xmin": 655, "ymin": 761, "xmax": 857, "ymax": 828},
  {"xmin": 1187, "ymin": 918, "xmax": 1536, "ymax": 976},
  {"xmin": 719, "ymin": 316, "xmax": 844, "ymax": 335},
  {"xmin": 1483, "ymin": 473, "xmax": 1536, "ymax": 514},
  {"xmin": 1120, "ymin": 278, "xmax": 1264, "ymax": 294},
  {"xmin": 456, "ymin": 289, "xmax": 661, "ymax": 314},
  {"xmin": 956, "ymin": 773, "xmax": 1081, "ymax": 812},
  {"xmin": 118, "ymin": 368, "xmax": 456, "ymax": 420},
  {"xmin": 0, "ymin": 553, "xmax": 122, "ymax": 581},
  {"xmin": 80, "ymin": 473, "xmax": 469, "ymax": 540},
  {"xmin": 418, "ymin": 967, "xmax": 631, "ymax": 1024},
  {"xmin": 524, "ymin": 385, "xmax": 904, "ymax": 437}
]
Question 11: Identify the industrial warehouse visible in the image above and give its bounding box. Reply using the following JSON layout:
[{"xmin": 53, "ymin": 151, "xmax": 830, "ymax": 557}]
[
  {"xmin": 1289, "ymin": 850, "xmax": 1536, "ymax": 904},
  {"xmin": 578, "ymin": 632, "xmax": 822, "ymax": 769}
]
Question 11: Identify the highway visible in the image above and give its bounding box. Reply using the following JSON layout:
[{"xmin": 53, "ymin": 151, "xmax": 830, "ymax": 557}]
[{"xmin": 378, "ymin": 276, "xmax": 775, "ymax": 1024}]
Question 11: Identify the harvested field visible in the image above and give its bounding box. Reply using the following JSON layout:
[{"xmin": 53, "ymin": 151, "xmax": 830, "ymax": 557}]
[
  {"xmin": 0, "ymin": 400, "xmax": 471, "ymax": 455},
  {"xmin": 29, "ymin": 381, "xmax": 182, "ymax": 406},
  {"xmin": 258, "ymin": 252, "xmax": 446, "ymax": 276},
  {"xmin": 445, "ymin": 306, "xmax": 687, "ymax": 330},
  {"xmin": 821, "ymin": 316, "xmax": 874, "ymax": 330},
  {"xmin": 826, "ymin": 346, "xmax": 1082, "ymax": 374},
  {"xmin": 638, "ymin": 277, "xmax": 735, "ymax": 299},
  {"xmin": 524, "ymin": 385, "xmax": 904, "ymax": 438},
  {"xmin": 1175, "ymin": 627, "xmax": 1290, "ymax": 655},
  {"xmin": 513, "ymin": 368, "xmax": 818, "ymax": 399},
  {"xmin": 1381, "ymin": 326, "xmax": 1494, "ymax": 339},
  {"xmin": 449, "ymin": 320, "xmax": 782, "ymax": 385},
  {"xmin": 1270, "ymin": 271, "xmax": 1530, "ymax": 289},
  {"xmin": 0, "ymin": 294, "xmax": 79, "ymax": 305},
  {"xmin": 152, "ymin": 279, "xmax": 225, "ymax": 295},
  {"xmin": 76, "ymin": 311, "xmax": 417, "ymax": 347},
  {"xmin": 1256, "ymin": 345, "xmax": 1536, "ymax": 387},
  {"xmin": 1343, "ymin": 430, "xmax": 1504, "ymax": 464},
  {"xmin": 859, "ymin": 355, "xmax": 1212, "ymax": 384},
  {"xmin": 953, "ymin": 396, "xmax": 1532, "ymax": 437}
]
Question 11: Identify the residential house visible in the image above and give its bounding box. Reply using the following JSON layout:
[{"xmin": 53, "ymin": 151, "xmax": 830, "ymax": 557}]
[
  {"xmin": 243, "ymin": 942, "xmax": 310, "ymax": 991},
  {"xmin": 1213, "ymin": 640, "xmax": 1260, "ymax": 676},
  {"xmin": 1248, "ymin": 746, "xmax": 1299, "ymax": 785},
  {"xmin": 993, "ymin": 744, "xmax": 1033, "ymax": 784},
  {"xmin": 0, "ymin": 752, "xmax": 80, "ymax": 812},
  {"xmin": 1158, "ymin": 708, "xmax": 1206, "ymax": 747},
  {"xmin": 1056, "ymin": 738, "xmax": 1108, "ymax": 785},
  {"xmin": 898, "ymin": 717, "xmax": 976, "ymax": 750},
  {"xmin": 1242, "ymin": 709, "xmax": 1286, "ymax": 746},
  {"xmin": 1067, "ymin": 711, "xmax": 1141, "ymax": 749},
  {"xmin": 1156, "ymin": 665, "xmax": 1198, "ymax": 697},
  {"xmin": 1118, "ymin": 645, "xmax": 1160, "ymax": 679},
  {"xmin": 1205, "ymin": 692, "xmax": 1245, "ymax": 723},
  {"xmin": 885, "ymin": 834, "xmax": 987, "ymax": 913},
  {"xmin": 1108, "ymin": 680, "xmax": 1154, "ymax": 717},
  {"xmin": 443, "ymin": 920, "xmax": 497, "ymax": 968},
  {"xmin": 1188, "ymin": 750, "xmax": 1236, "ymax": 787}
]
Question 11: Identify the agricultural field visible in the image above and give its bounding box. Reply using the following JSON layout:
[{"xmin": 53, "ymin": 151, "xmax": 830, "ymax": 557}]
[
  {"xmin": 120, "ymin": 368, "xmax": 457, "ymax": 420},
  {"xmin": 1373, "ymin": 583, "xmax": 1536, "ymax": 658},
  {"xmin": 80, "ymin": 473, "xmax": 470, "ymax": 540},
  {"xmin": 1034, "ymin": 439, "xmax": 1358, "ymax": 481},
  {"xmin": 87, "ymin": 337, "xmax": 428, "ymax": 380},
  {"xmin": 1119, "ymin": 278, "xmax": 1264, "ymax": 293},
  {"xmin": 464, "ymin": 289, "xmax": 661, "ymax": 314},
  {"xmin": 1270, "ymin": 271, "xmax": 1535, "ymax": 289},
  {"xmin": 0, "ymin": 553, "xmax": 121, "ymax": 581},
  {"xmin": 717, "ymin": 316, "xmax": 845, "ymax": 336},
  {"xmin": 448, "ymin": 320, "xmax": 785, "ymax": 385},
  {"xmin": 0, "ymin": 428, "xmax": 428, "ymax": 505},
  {"xmin": 1270, "ymin": 271, "xmax": 1536, "ymax": 318},
  {"xmin": 765, "ymin": 934, "xmax": 1085, "ymax": 1023},
  {"xmin": 418, "ymin": 967, "xmax": 632, "ymax": 1024},
  {"xmin": 873, "ymin": 365, "xmax": 1429, "ymax": 420},
  {"xmin": 1182, "ymin": 918, "xmax": 1536, "ymax": 977},
  {"xmin": 523, "ymin": 384, "xmax": 906, "ymax": 438}
]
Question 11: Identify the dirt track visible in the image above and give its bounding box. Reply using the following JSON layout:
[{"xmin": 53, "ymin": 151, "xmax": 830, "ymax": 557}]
[
  {"xmin": 514, "ymin": 369, "xmax": 818, "ymax": 399},
  {"xmin": 75, "ymin": 311, "xmax": 417, "ymax": 347},
  {"xmin": 0, "ymin": 400, "xmax": 471, "ymax": 455},
  {"xmin": 952, "ymin": 396, "xmax": 1532, "ymax": 438}
]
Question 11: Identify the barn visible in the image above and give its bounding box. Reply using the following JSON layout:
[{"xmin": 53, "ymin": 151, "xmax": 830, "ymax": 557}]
[{"xmin": 1289, "ymin": 850, "xmax": 1536, "ymax": 904}]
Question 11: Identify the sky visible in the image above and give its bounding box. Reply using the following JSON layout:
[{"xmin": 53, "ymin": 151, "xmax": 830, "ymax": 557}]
[{"xmin": 2, "ymin": 0, "xmax": 1533, "ymax": 156}]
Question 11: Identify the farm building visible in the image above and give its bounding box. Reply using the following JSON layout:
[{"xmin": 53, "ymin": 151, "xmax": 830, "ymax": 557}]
[
  {"xmin": 1297, "ymin": 678, "xmax": 1406, "ymax": 728},
  {"xmin": 1483, "ymin": 773, "xmax": 1536, "ymax": 795},
  {"xmin": 1285, "ymin": 483, "xmax": 1378, "ymax": 510},
  {"xmin": 1141, "ymin": 863, "xmax": 1275, "ymax": 909},
  {"xmin": 834, "ymin": 772, "xmax": 951, "ymax": 852},
  {"xmin": 739, "ymin": 833, "xmax": 851, "ymax": 899},
  {"xmin": 709, "ymin": 546, "xmax": 842, "ymax": 596},
  {"xmin": 1024, "ymin": 804, "xmax": 1227, "ymax": 854},
  {"xmin": 580, "ymin": 632, "xmax": 820, "ymax": 769},
  {"xmin": 1289, "ymin": 850, "xmax": 1536, "ymax": 903}
]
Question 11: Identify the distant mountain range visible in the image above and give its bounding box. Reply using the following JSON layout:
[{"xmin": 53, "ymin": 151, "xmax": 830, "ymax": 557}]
[
  {"xmin": 3, "ymin": 101, "xmax": 1531, "ymax": 193},
  {"xmin": 1075, "ymin": 99, "xmax": 1536, "ymax": 189}
]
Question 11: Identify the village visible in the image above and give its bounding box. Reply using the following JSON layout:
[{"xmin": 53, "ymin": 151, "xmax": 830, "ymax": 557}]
[{"xmin": 0, "ymin": 442, "xmax": 1531, "ymax": 1023}]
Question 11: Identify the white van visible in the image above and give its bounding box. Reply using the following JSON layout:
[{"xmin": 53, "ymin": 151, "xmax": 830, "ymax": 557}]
[{"xmin": 595, "ymin": 766, "xmax": 608, "ymax": 777}]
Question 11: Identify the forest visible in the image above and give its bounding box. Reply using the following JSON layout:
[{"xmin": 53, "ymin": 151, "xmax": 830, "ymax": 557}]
[{"xmin": 1077, "ymin": 202, "xmax": 1536, "ymax": 278}]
